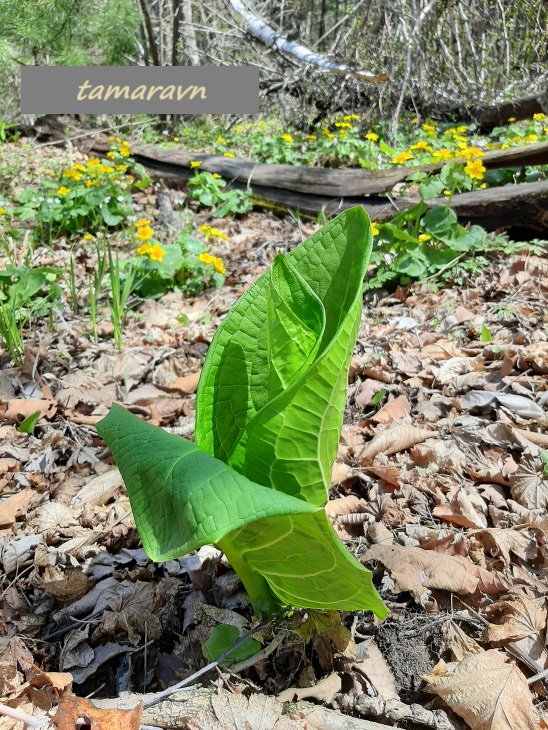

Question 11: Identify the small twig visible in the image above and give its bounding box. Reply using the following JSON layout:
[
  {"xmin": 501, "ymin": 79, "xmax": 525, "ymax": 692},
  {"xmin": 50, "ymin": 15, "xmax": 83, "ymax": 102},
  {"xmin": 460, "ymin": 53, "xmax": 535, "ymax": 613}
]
[
  {"xmin": 143, "ymin": 615, "xmax": 280, "ymax": 709},
  {"xmin": 0, "ymin": 703, "xmax": 43, "ymax": 727}
]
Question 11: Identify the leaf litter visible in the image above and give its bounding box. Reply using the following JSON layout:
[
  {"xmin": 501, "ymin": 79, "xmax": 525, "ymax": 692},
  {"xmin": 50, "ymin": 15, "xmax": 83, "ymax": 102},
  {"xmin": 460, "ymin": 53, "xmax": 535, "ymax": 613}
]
[{"xmin": 1, "ymin": 144, "xmax": 548, "ymax": 729}]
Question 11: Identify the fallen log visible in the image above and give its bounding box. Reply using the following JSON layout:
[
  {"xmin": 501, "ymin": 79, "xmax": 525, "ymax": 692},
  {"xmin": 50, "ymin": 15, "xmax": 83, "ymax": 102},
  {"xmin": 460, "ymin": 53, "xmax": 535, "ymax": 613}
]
[
  {"xmin": 471, "ymin": 90, "xmax": 548, "ymax": 130},
  {"xmin": 92, "ymin": 140, "xmax": 548, "ymax": 201}
]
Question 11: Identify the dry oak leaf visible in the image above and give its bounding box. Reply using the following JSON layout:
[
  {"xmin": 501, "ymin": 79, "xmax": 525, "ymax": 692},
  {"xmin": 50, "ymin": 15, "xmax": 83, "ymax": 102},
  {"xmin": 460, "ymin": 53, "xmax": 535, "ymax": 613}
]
[
  {"xmin": 484, "ymin": 593, "xmax": 547, "ymax": 643},
  {"xmin": 363, "ymin": 544, "xmax": 479, "ymax": 601},
  {"xmin": 52, "ymin": 694, "xmax": 142, "ymax": 730},
  {"xmin": 4, "ymin": 398, "xmax": 57, "ymax": 423},
  {"xmin": 423, "ymin": 650, "xmax": 537, "ymax": 730},
  {"xmin": 165, "ymin": 370, "xmax": 201, "ymax": 394},
  {"xmin": 359, "ymin": 425, "xmax": 434, "ymax": 464}
]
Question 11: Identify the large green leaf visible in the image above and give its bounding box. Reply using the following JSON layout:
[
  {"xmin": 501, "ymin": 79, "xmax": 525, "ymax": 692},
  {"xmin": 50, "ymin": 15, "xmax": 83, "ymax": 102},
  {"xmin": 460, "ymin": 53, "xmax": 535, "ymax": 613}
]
[
  {"xmin": 220, "ymin": 511, "xmax": 388, "ymax": 615},
  {"xmin": 196, "ymin": 208, "xmax": 372, "ymax": 506},
  {"xmin": 97, "ymin": 403, "xmax": 387, "ymax": 618},
  {"xmin": 96, "ymin": 404, "xmax": 317, "ymax": 561}
]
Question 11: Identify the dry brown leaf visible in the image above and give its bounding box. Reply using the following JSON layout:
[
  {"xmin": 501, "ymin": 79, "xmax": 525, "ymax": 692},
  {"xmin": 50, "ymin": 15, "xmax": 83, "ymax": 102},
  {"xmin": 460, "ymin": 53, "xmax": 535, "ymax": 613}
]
[
  {"xmin": 330, "ymin": 461, "xmax": 354, "ymax": 485},
  {"xmin": 442, "ymin": 619, "xmax": 483, "ymax": 661},
  {"xmin": 325, "ymin": 495, "xmax": 365, "ymax": 517},
  {"xmin": 353, "ymin": 640, "xmax": 399, "ymax": 701},
  {"xmin": 370, "ymin": 395, "xmax": 411, "ymax": 425},
  {"xmin": 474, "ymin": 528, "xmax": 539, "ymax": 567},
  {"xmin": 4, "ymin": 399, "xmax": 57, "ymax": 423},
  {"xmin": 52, "ymin": 694, "xmax": 142, "ymax": 730},
  {"xmin": 166, "ymin": 371, "xmax": 201, "ymax": 394},
  {"xmin": 423, "ymin": 650, "xmax": 537, "ymax": 730},
  {"xmin": 0, "ymin": 488, "xmax": 36, "ymax": 528},
  {"xmin": 277, "ymin": 673, "xmax": 342, "ymax": 704},
  {"xmin": 433, "ymin": 356, "xmax": 484, "ymax": 385},
  {"xmin": 30, "ymin": 671, "xmax": 73, "ymax": 694},
  {"xmin": 484, "ymin": 593, "xmax": 547, "ymax": 643},
  {"xmin": 71, "ymin": 469, "xmax": 123, "ymax": 509},
  {"xmin": 510, "ymin": 458, "xmax": 548, "ymax": 510},
  {"xmin": 422, "ymin": 340, "xmax": 465, "ymax": 360},
  {"xmin": 433, "ymin": 489, "xmax": 488, "ymax": 529},
  {"xmin": 359, "ymin": 425, "xmax": 434, "ymax": 463},
  {"xmin": 363, "ymin": 544, "xmax": 479, "ymax": 600}
]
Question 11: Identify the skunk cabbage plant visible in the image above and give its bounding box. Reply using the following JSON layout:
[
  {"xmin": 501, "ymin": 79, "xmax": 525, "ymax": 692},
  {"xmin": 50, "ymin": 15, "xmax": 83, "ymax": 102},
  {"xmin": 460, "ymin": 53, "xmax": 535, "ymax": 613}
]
[{"xmin": 97, "ymin": 207, "xmax": 388, "ymax": 618}]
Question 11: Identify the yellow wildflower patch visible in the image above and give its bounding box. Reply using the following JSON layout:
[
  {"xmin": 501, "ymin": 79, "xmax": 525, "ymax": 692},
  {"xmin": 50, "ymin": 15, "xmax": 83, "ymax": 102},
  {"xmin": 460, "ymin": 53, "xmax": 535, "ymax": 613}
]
[
  {"xmin": 57, "ymin": 186, "xmax": 70, "ymax": 196},
  {"xmin": 136, "ymin": 243, "xmax": 152, "ymax": 256},
  {"xmin": 533, "ymin": 113, "xmax": 546, "ymax": 121},
  {"xmin": 418, "ymin": 233, "xmax": 431, "ymax": 243},
  {"xmin": 431, "ymin": 148, "xmax": 452, "ymax": 161},
  {"xmin": 365, "ymin": 132, "xmax": 379, "ymax": 142},
  {"xmin": 281, "ymin": 133, "xmax": 294, "ymax": 143},
  {"xmin": 410, "ymin": 140, "xmax": 432, "ymax": 152}
]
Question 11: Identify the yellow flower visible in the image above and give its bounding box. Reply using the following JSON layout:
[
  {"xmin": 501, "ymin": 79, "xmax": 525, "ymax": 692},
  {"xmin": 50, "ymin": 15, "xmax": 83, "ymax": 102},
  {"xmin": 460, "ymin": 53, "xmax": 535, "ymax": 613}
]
[
  {"xmin": 87, "ymin": 158, "xmax": 101, "ymax": 168},
  {"xmin": 148, "ymin": 244, "xmax": 165, "ymax": 262},
  {"xmin": 174, "ymin": 137, "xmax": 179, "ymax": 142},
  {"xmin": 136, "ymin": 242, "xmax": 152, "ymax": 256},
  {"xmin": 198, "ymin": 252, "xmax": 215, "ymax": 265},
  {"xmin": 224, "ymin": 152, "xmax": 235, "ymax": 158},
  {"xmin": 321, "ymin": 128, "xmax": 334, "ymax": 139},
  {"xmin": 199, "ymin": 225, "xmax": 212, "ymax": 235},
  {"xmin": 365, "ymin": 132, "xmax": 379, "ymax": 142},
  {"xmin": 392, "ymin": 150, "xmax": 413, "ymax": 164},
  {"xmin": 480, "ymin": 183, "xmax": 488, "ymax": 188},
  {"xmin": 216, "ymin": 136, "xmax": 225, "ymax": 143},
  {"xmin": 63, "ymin": 169, "xmax": 82, "ymax": 181},
  {"xmin": 343, "ymin": 115, "xmax": 359, "ymax": 121},
  {"xmin": 122, "ymin": 141, "xmax": 130, "ymax": 147},
  {"xmin": 460, "ymin": 146, "xmax": 485, "ymax": 160},
  {"xmin": 418, "ymin": 233, "xmax": 431, "ymax": 242},
  {"xmin": 410, "ymin": 140, "xmax": 432, "ymax": 152},
  {"xmin": 335, "ymin": 122, "xmax": 352, "ymax": 129},
  {"xmin": 456, "ymin": 125, "xmax": 468, "ymax": 133},
  {"xmin": 443, "ymin": 190, "xmax": 451, "ymax": 196},
  {"xmin": 85, "ymin": 179, "xmax": 98, "ymax": 187},
  {"xmin": 209, "ymin": 228, "xmax": 228, "ymax": 241},
  {"xmin": 136, "ymin": 225, "xmax": 154, "ymax": 241},
  {"xmin": 83, "ymin": 234, "xmax": 93, "ymax": 241},
  {"xmin": 116, "ymin": 164, "xmax": 128, "ymax": 171},
  {"xmin": 190, "ymin": 161, "xmax": 202, "ymax": 168},
  {"xmin": 281, "ymin": 133, "xmax": 294, "ymax": 143},
  {"xmin": 73, "ymin": 163, "xmax": 87, "ymax": 172},
  {"xmin": 100, "ymin": 165, "xmax": 114, "ymax": 174},
  {"xmin": 525, "ymin": 134, "xmax": 538, "ymax": 142},
  {"xmin": 119, "ymin": 148, "xmax": 130, "ymax": 157},
  {"xmin": 107, "ymin": 151, "xmax": 116, "ymax": 160},
  {"xmin": 115, "ymin": 137, "xmax": 121, "ymax": 143},
  {"xmin": 508, "ymin": 117, "xmax": 516, "ymax": 122},
  {"xmin": 108, "ymin": 136, "xmax": 114, "ymax": 142},
  {"xmin": 212, "ymin": 256, "xmax": 225, "ymax": 275},
  {"xmin": 501, "ymin": 143, "xmax": 510, "ymax": 149},
  {"xmin": 431, "ymin": 148, "xmax": 452, "ymax": 161},
  {"xmin": 235, "ymin": 125, "xmax": 244, "ymax": 133},
  {"xmin": 306, "ymin": 134, "xmax": 317, "ymax": 141},
  {"xmin": 0, "ymin": 208, "xmax": 7, "ymax": 215},
  {"xmin": 464, "ymin": 159, "xmax": 486, "ymax": 180},
  {"xmin": 371, "ymin": 222, "xmax": 380, "ymax": 236},
  {"xmin": 533, "ymin": 113, "xmax": 546, "ymax": 121},
  {"xmin": 57, "ymin": 186, "xmax": 70, "ymax": 196},
  {"xmin": 212, "ymin": 173, "xmax": 222, "ymax": 179},
  {"xmin": 545, "ymin": 127, "xmax": 548, "ymax": 135},
  {"xmin": 135, "ymin": 219, "xmax": 151, "ymax": 227}
]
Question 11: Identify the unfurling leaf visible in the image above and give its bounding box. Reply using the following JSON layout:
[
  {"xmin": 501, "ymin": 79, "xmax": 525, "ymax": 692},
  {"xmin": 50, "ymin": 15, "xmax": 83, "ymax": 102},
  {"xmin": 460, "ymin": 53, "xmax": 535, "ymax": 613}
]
[{"xmin": 98, "ymin": 208, "xmax": 388, "ymax": 618}]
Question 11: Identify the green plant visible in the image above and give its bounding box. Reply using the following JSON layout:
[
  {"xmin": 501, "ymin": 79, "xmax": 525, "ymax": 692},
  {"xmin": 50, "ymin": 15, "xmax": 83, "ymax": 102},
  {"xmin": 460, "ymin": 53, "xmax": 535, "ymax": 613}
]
[
  {"xmin": 107, "ymin": 245, "xmax": 136, "ymax": 351},
  {"xmin": 88, "ymin": 243, "xmax": 108, "ymax": 343},
  {"xmin": 97, "ymin": 208, "xmax": 388, "ymax": 618},
  {"xmin": 186, "ymin": 163, "xmax": 253, "ymax": 217},
  {"xmin": 0, "ymin": 118, "xmax": 17, "ymax": 142},
  {"xmin": 16, "ymin": 142, "xmax": 150, "ymax": 242},
  {"xmin": 127, "ymin": 222, "xmax": 226, "ymax": 299},
  {"xmin": 0, "ymin": 264, "xmax": 63, "ymax": 363}
]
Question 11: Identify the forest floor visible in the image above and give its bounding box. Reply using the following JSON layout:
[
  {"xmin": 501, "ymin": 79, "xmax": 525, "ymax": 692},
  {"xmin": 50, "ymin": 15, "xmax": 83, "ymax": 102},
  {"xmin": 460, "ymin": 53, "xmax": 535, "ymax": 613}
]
[{"xmin": 1, "ymin": 139, "xmax": 548, "ymax": 730}]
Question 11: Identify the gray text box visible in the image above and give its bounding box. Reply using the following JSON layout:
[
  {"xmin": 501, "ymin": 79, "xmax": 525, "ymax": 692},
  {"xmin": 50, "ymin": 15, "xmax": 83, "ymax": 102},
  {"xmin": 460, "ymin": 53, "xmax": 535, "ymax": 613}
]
[{"xmin": 21, "ymin": 66, "xmax": 259, "ymax": 114}]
